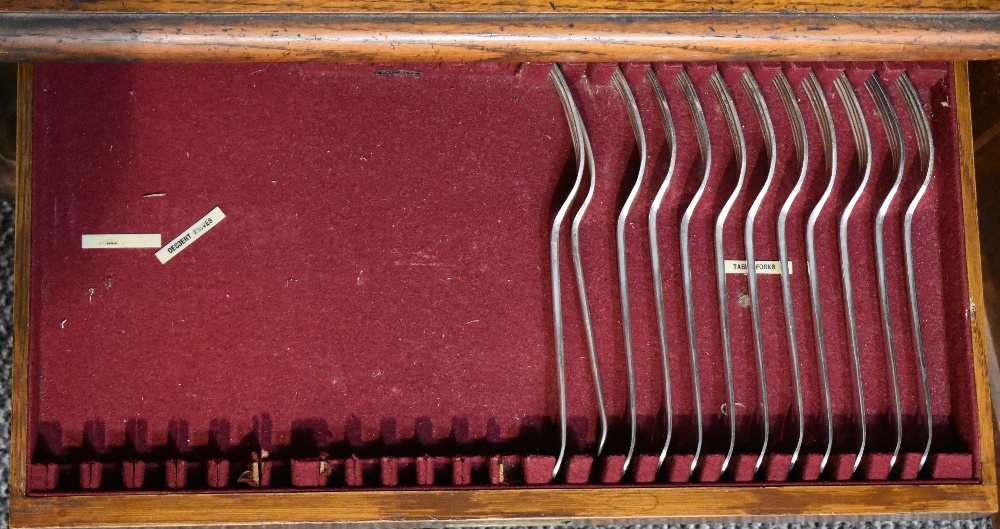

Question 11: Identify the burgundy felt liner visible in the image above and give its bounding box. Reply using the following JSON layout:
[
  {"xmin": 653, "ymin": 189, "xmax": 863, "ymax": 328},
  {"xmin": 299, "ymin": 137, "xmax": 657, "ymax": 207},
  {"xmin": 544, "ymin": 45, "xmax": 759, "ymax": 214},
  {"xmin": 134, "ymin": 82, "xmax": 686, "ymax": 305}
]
[{"xmin": 26, "ymin": 61, "xmax": 978, "ymax": 493}]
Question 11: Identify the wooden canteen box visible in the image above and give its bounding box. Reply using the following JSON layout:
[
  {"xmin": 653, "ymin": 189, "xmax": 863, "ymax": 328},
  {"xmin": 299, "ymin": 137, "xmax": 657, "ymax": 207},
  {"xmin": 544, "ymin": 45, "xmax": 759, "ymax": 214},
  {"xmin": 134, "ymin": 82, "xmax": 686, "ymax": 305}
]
[{"xmin": 5, "ymin": 2, "xmax": 1000, "ymax": 527}]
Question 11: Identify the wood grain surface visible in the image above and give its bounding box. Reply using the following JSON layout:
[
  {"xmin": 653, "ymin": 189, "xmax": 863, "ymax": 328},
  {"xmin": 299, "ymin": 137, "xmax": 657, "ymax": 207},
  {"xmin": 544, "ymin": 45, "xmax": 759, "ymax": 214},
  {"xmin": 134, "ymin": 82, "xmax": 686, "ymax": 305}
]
[
  {"xmin": 1, "ymin": 12, "xmax": 1000, "ymax": 62},
  {"xmin": 11, "ymin": 63, "xmax": 31, "ymax": 503},
  {"xmin": 956, "ymin": 61, "xmax": 999, "ymax": 491},
  {"xmin": 9, "ymin": 483, "xmax": 999, "ymax": 528},
  {"xmin": 3, "ymin": 0, "xmax": 999, "ymax": 13}
]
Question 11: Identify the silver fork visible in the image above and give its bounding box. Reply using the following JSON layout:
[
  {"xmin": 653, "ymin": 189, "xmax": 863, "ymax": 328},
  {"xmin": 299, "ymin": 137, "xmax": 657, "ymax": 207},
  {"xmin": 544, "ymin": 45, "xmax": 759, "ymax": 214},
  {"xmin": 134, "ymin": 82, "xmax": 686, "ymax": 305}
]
[
  {"xmin": 741, "ymin": 68, "xmax": 776, "ymax": 478},
  {"xmin": 646, "ymin": 68, "xmax": 678, "ymax": 473},
  {"xmin": 567, "ymin": 72, "xmax": 609, "ymax": 462},
  {"xmin": 865, "ymin": 71, "xmax": 906, "ymax": 476},
  {"xmin": 709, "ymin": 69, "xmax": 745, "ymax": 477},
  {"xmin": 611, "ymin": 68, "xmax": 646, "ymax": 477},
  {"xmin": 896, "ymin": 71, "xmax": 935, "ymax": 474},
  {"xmin": 774, "ymin": 69, "xmax": 809, "ymax": 475},
  {"xmin": 547, "ymin": 64, "xmax": 588, "ymax": 479},
  {"xmin": 677, "ymin": 67, "xmax": 711, "ymax": 480},
  {"xmin": 803, "ymin": 71, "xmax": 837, "ymax": 476},
  {"xmin": 834, "ymin": 71, "xmax": 872, "ymax": 477}
]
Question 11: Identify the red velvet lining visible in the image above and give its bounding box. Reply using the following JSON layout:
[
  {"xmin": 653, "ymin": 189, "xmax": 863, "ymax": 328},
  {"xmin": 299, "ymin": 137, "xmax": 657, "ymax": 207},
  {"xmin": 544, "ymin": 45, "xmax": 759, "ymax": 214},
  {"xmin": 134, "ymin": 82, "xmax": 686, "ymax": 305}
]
[{"xmin": 26, "ymin": 61, "xmax": 978, "ymax": 493}]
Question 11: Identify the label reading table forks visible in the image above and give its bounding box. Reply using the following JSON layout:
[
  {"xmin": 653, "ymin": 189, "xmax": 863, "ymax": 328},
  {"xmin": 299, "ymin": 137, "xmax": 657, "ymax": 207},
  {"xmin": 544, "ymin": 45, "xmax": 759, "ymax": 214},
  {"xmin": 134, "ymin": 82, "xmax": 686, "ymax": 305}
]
[
  {"xmin": 724, "ymin": 260, "xmax": 792, "ymax": 275},
  {"xmin": 155, "ymin": 206, "xmax": 226, "ymax": 264},
  {"xmin": 82, "ymin": 234, "xmax": 162, "ymax": 249}
]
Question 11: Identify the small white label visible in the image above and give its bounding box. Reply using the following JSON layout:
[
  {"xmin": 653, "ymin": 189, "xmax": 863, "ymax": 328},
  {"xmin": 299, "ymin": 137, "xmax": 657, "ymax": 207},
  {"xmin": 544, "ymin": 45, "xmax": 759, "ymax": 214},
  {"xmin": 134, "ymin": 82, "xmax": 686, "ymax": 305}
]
[
  {"xmin": 724, "ymin": 260, "xmax": 791, "ymax": 275},
  {"xmin": 155, "ymin": 206, "xmax": 226, "ymax": 264},
  {"xmin": 82, "ymin": 234, "xmax": 162, "ymax": 249}
]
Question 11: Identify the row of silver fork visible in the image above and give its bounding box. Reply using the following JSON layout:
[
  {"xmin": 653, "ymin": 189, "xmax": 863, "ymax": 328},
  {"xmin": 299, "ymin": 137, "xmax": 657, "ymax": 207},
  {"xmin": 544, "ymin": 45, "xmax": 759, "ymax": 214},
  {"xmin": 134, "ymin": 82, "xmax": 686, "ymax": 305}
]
[{"xmin": 546, "ymin": 64, "xmax": 936, "ymax": 482}]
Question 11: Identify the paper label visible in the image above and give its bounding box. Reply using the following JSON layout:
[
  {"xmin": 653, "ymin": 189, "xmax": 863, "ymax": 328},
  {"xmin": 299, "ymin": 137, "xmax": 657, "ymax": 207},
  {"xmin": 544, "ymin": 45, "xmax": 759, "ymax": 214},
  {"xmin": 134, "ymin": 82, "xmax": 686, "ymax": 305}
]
[
  {"xmin": 724, "ymin": 260, "xmax": 791, "ymax": 275},
  {"xmin": 82, "ymin": 234, "xmax": 161, "ymax": 249},
  {"xmin": 155, "ymin": 206, "xmax": 226, "ymax": 264}
]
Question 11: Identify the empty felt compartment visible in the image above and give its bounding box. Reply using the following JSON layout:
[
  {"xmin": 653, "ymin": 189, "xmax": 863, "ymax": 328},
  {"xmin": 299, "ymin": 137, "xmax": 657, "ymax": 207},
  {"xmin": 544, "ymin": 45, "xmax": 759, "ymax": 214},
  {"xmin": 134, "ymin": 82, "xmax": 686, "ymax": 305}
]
[{"xmin": 24, "ymin": 61, "xmax": 979, "ymax": 493}]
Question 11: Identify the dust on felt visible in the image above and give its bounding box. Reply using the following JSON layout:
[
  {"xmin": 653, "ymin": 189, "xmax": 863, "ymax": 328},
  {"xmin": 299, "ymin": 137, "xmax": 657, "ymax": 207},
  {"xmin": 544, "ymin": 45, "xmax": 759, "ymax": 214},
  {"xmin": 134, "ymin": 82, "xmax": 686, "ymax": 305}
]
[
  {"xmin": 720, "ymin": 402, "xmax": 746, "ymax": 416},
  {"xmin": 737, "ymin": 292, "xmax": 751, "ymax": 309},
  {"xmin": 392, "ymin": 249, "xmax": 448, "ymax": 268},
  {"xmin": 77, "ymin": 277, "xmax": 113, "ymax": 325}
]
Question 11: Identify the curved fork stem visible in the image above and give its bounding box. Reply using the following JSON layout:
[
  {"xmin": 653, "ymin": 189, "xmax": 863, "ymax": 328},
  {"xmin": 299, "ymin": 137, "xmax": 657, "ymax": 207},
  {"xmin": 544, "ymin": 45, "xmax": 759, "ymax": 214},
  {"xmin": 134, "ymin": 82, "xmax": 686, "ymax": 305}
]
[
  {"xmin": 834, "ymin": 72, "xmax": 871, "ymax": 477},
  {"xmin": 611, "ymin": 68, "xmax": 647, "ymax": 478},
  {"xmin": 547, "ymin": 65, "xmax": 588, "ymax": 479},
  {"xmin": 647, "ymin": 69, "xmax": 678, "ymax": 473},
  {"xmin": 897, "ymin": 72, "xmax": 935, "ymax": 473},
  {"xmin": 710, "ymin": 70, "xmax": 745, "ymax": 478},
  {"xmin": 774, "ymin": 69, "xmax": 809, "ymax": 475},
  {"xmin": 803, "ymin": 71, "xmax": 837, "ymax": 476},
  {"xmin": 677, "ymin": 67, "xmax": 711, "ymax": 480},
  {"xmin": 865, "ymin": 72, "xmax": 906, "ymax": 475},
  {"xmin": 741, "ymin": 69, "xmax": 776, "ymax": 477}
]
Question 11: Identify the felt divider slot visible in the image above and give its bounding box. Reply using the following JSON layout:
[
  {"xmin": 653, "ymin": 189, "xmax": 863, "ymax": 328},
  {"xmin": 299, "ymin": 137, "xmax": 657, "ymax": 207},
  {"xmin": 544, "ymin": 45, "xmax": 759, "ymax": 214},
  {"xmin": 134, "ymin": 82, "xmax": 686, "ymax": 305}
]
[
  {"xmin": 25, "ymin": 450, "xmax": 974, "ymax": 491},
  {"xmin": 207, "ymin": 459, "xmax": 230, "ymax": 488},
  {"xmin": 24, "ymin": 61, "xmax": 977, "ymax": 494},
  {"xmin": 122, "ymin": 460, "xmax": 145, "ymax": 489}
]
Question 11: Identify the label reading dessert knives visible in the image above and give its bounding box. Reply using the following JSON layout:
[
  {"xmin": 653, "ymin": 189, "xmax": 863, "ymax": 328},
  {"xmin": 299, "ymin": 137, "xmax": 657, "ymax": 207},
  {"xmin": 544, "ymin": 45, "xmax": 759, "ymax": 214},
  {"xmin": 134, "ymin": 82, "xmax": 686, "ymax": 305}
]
[
  {"xmin": 724, "ymin": 260, "xmax": 791, "ymax": 275},
  {"xmin": 82, "ymin": 234, "xmax": 162, "ymax": 249},
  {"xmin": 155, "ymin": 206, "xmax": 226, "ymax": 264}
]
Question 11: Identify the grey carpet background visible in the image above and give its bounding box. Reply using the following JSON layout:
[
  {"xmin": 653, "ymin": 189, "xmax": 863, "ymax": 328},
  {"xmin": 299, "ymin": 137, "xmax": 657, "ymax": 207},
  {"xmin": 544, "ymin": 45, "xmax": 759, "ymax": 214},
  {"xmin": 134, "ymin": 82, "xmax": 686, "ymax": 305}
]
[
  {"xmin": 1, "ymin": 199, "xmax": 15, "ymax": 529},
  {"xmin": 0, "ymin": 197, "xmax": 988, "ymax": 529}
]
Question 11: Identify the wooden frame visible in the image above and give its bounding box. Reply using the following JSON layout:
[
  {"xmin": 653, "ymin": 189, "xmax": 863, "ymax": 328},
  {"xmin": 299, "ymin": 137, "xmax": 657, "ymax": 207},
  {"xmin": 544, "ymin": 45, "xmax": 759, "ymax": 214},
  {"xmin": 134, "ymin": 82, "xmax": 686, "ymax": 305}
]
[
  {"xmin": 8, "ymin": 60, "xmax": 998, "ymax": 528},
  {"xmin": 1, "ymin": 13, "xmax": 1000, "ymax": 62},
  {"xmin": 5, "ymin": 0, "xmax": 1000, "ymax": 13}
]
